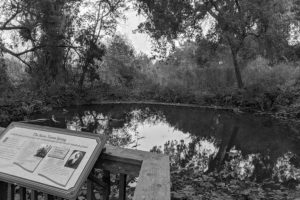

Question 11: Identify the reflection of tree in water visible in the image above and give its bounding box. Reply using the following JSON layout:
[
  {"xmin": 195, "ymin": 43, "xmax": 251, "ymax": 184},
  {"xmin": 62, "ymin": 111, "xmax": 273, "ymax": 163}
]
[
  {"xmin": 152, "ymin": 137, "xmax": 300, "ymax": 199},
  {"xmin": 30, "ymin": 104, "xmax": 300, "ymax": 199},
  {"xmin": 61, "ymin": 107, "xmax": 168, "ymax": 199},
  {"xmin": 65, "ymin": 107, "xmax": 165, "ymax": 148}
]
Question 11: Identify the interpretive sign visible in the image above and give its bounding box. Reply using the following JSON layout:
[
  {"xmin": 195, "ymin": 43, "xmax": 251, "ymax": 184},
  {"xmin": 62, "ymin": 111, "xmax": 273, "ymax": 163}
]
[{"xmin": 0, "ymin": 122, "xmax": 107, "ymax": 199}]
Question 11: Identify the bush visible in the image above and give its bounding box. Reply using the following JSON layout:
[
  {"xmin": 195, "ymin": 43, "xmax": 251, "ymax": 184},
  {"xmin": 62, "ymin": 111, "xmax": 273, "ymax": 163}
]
[
  {"xmin": 242, "ymin": 57, "xmax": 300, "ymax": 90},
  {"xmin": 44, "ymin": 83, "xmax": 82, "ymax": 107}
]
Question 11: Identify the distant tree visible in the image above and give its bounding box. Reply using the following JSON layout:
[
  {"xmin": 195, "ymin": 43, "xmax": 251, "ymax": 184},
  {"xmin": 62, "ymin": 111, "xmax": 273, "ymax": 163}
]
[
  {"xmin": 104, "ymin": 35, "xmax": 137, "ymax": 88},
  {"xmin": 73, "ymin": 0, "xmax": 128, "ymax": 89},
  {"xmin": 136, "ymin": 0, "xmax": 297, "ymax": 88}
]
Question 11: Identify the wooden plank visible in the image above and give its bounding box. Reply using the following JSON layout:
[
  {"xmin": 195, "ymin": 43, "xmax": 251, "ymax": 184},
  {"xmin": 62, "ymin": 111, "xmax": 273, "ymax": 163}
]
[
  {"xmin": 8, "ymin": 183, "xmax": 15, "ymax": 200},
  {"xmin": 96, "ymin": 146, "xmax": 166, "ymax": 176},
  {"xmin": 31, "ymin": 190, "xmax": 38, "ymax": 200},
  {"xmin": 104, "ymin": 145, "xmax": 166, "ymax": 162},
  {"xmin": 119, "ymin": 174, "xmax": 127, "ymax": 200},
  {"xmin": 0, "ymin": 182, "xmax": 14, "ymax": 200},
  {"xmin": 0, "ymin": 181, "xmax": 8, "ymax": 200},
  {"xmin": 87, "ymin": 180, "xmax": 93, "ymax": 200},
  {"xmin": 133, "ymin": 156, "xmax": 170, "ymax": 200},
  {"xmin": 102, "ymin": 170, "xmax": 110, "ymax": 200},
  {"xmin": 95, "ymin": 158, "xmax": 141, "ymax": 177},
  {"xmin": 19, "ymin": 187, "xmax": 26, "ymax": 200}
]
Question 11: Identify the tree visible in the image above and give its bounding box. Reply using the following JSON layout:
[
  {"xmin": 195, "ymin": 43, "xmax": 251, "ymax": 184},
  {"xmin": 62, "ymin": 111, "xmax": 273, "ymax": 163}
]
[
  {"xmin": 135, "ymin": 0, "xmax": 297, "ymax": 88},
  {"xmin": 103, "ymin": 35, "xmax": 137, "ymax": 88},
  {"xmin": 73, "ymin": 0, "xmax": 128, "ymax": 89},
  {"xmin": 0, "ymin": 0, "xmax": 80, "ymax": 89},
  {"xmin": 29, "ymin": 0, "xmax": 75, "ymax": 86},
  {"xmin": 0, "ymin": 0, "xmax": 128, "ymax": 90}
]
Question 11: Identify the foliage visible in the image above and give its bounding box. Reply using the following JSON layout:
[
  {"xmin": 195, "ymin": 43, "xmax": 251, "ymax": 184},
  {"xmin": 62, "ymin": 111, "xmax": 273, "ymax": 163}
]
[
  {"xmin": 0, "ymin": 57, "xmax": 13, "ymax": 97},
  {"xmin": 102, "ymin": 35, "xmax": 137, "ymax": 87},
  {"xmin": 0, "ymin": 0, "xmax": 300, "ymax": 126},
  {"xmin": 135, "ymin": 0, "xmax": 298, "ymax": 88},
  {"xmin": 73, "ymin": 0, "xmax": 128, "ymax": 89},
  {"xmin": 5, "ymin": 58, "xmax": 28, "ymax": 86},
  {"xmin": 0, "ymin": 0, "xmax": 129, "ymax": 93}
]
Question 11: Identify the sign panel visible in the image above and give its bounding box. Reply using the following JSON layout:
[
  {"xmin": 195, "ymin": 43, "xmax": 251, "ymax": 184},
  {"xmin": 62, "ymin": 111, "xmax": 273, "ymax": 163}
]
[{"xmin": 0, "ymin": 122, "xmax": 107, "ymax": 199}]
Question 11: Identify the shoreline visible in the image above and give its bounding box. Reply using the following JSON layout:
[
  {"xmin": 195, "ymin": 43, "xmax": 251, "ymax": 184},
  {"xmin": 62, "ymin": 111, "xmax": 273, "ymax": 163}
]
[
  {"xmin": 1, "ymin": 100, "xmax": 300, "ymax": 126},
  {"xmin": 71, "ymin": 100, "xmax": 299, "ymax": 123}
]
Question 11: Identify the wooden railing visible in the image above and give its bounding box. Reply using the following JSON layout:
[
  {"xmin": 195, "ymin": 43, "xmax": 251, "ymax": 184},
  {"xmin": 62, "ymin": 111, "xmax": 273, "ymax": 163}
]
[{"xmin": 0, "ymin": 128, "xmax": 170, "ymax": 200}]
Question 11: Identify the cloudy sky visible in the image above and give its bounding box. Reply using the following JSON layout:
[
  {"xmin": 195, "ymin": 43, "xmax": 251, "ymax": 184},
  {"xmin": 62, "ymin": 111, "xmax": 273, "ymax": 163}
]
[{"xmin": 116, "ymin": 8, "xmax": 153, "ymax": 55}]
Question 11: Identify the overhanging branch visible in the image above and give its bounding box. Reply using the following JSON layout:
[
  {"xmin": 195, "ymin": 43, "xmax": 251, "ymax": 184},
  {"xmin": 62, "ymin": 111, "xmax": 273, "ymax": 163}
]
[
  {"xmin": 0, "ymin": 26, "xmax": 30, "ymax": 31},
  {"xmin": 1, "ymin": 6, "xmax": 20, "ymax": 28},
  {"xmin": 1, "ymin": 44, "xmax": 81, "ymax": 57},
  {"xmin": 0, "ymin": 44, "xmax": 81, "ymax": 70}
]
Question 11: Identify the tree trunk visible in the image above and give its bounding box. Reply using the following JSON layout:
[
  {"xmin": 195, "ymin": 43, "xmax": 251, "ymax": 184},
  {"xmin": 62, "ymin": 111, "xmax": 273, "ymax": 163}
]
[
  {"xmin": 231, "ymin": 49, "xmax": 244, "ymax": 89},
  {"xmin": 79, "ymin": 66, "xmax": 87, "ymax": 90}
]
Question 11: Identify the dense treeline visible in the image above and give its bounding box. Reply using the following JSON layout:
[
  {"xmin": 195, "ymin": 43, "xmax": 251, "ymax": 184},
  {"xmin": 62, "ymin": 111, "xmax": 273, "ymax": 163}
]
[{"xmin": 0, "ymin": 0, "xmax": 300, "ymax": 123}]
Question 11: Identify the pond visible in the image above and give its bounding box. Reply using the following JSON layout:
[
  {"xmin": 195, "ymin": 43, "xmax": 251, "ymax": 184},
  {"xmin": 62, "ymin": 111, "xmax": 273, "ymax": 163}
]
[{"xmin": 27, "ymin": 103, "xmax": 300, "ymax": 199}]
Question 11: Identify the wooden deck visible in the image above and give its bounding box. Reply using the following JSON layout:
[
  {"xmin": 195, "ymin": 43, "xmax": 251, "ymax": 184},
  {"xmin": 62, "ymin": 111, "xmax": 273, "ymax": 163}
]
[
  {"xmin": 0, "ymin": 127, "xmax": 170, "ymax": 200},
  {"xmin": 102, "ymin": 145, "xmax": 170, "ymax": 200}
]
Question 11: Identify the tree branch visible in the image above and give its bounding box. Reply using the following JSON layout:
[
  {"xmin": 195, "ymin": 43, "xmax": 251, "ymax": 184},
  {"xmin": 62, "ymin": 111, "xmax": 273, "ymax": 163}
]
[
  {"xmin": 0, "ymin": 45, "xmax": 44, "ymax": 57},
  {"xmin": 1, "ymin": 44, "xmax": 80, "ymax": 57},
  {"xmin": 1, "ymin": 6, "xmax": 20, "ymax": 28},
  {"xmin": 0, "ymin": 26, "xmax": 30, "ymax": 31},
  {"xmin": 0, "ymin": 44, "xmax": 32, "ymax": 69}
]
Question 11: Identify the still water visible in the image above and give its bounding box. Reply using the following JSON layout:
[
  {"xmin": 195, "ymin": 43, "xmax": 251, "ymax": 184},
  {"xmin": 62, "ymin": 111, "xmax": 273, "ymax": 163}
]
[{"xmin": 28, "ymin": 103, "xmax": 300, "ymax": 198}]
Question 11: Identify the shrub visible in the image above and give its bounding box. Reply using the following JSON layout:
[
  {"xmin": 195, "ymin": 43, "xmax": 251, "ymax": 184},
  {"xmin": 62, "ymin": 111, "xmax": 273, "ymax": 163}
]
[{"xmin": 242, "ymin": 57, "xmax": 300, "ymax": 90}]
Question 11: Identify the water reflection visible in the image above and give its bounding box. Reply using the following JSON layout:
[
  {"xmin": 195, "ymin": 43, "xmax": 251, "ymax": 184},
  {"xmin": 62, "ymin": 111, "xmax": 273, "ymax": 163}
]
[{"xmin": 29, "ymin": 104, "xmax": 300, "ymax": 198}]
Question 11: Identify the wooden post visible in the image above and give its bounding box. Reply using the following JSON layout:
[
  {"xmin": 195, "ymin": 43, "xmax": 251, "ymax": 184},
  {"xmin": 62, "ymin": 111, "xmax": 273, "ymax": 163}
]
[
  {"xmin": 20, "ymin": 187, "xmax": 26, "ymax": 200},
  {"xmin": 119, "ymin": 174, "xmax": 127, "ymax": 200},
  {"xmin": 87, "ymin": 180, "xmax": 94, "ymax": 200},
  {"xmin": 102, "ymin": 170, "xmax": 110, "ymax": 200},
  {"xmin": 0, "ymin": 181, "xmax": 8, "ymax": 200},
  {"xmin": 7, "ymin": 184, "xmax": 15, "ymax": 200},
  {"xmin": 31, "ymin": 190, "xmax": 38, "ymax": 200}
]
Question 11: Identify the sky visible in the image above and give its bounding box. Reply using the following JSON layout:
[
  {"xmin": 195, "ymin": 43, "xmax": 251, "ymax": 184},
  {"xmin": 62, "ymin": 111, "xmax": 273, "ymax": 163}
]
[
  {"xmin": 116, "ymin": 8, "xmax": 153, "ymax": 56},
  {"xmin": 116, "ymin": 9, "xmax": 214, "ymax": 57}
]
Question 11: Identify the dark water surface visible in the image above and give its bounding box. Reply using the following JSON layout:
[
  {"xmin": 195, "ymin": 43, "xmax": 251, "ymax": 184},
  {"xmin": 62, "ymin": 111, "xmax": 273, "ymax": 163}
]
[{"xmin": 28, "ymin": 103, "xmax": 300, "ymax": 197}]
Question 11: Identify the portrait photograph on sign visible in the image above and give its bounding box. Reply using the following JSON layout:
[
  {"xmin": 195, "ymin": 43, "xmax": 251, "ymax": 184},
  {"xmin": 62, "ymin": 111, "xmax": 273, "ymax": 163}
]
[{"xmin": 65, "ymin": 150, "xmax": 86, "ymax": 169}]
